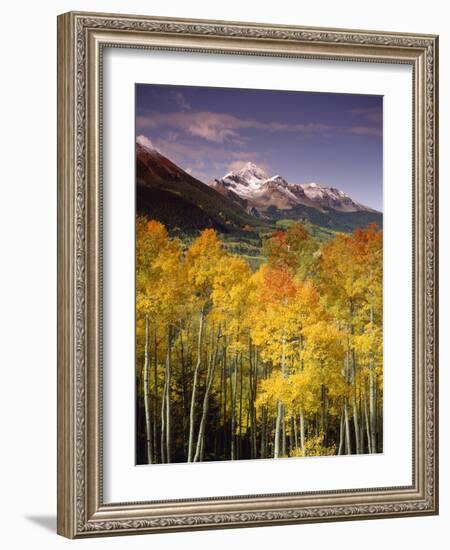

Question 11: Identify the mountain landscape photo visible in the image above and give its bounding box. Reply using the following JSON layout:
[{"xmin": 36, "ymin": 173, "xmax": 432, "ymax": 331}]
[{"xmin": 135, "ymin": 84, "xmax": 383, "ymax": 466}]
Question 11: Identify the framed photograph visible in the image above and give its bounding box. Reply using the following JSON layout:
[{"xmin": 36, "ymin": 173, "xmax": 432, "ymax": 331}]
[{"xmin": 57, "ymin": 11, "xmax": 439, "ymax": 538}]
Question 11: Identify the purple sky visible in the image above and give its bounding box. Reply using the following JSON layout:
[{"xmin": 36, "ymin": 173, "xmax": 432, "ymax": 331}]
[{"xmin": 136, "ymin": 84, "xmax": 383, "ymax": 211}]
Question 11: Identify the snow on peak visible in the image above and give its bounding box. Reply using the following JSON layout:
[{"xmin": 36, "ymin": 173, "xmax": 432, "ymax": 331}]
[
  {"xmin": 301, "ymin": 182, "xmax": 348, "ymax": 199},
  {"xmin": 297, "ymin": 182, "xmax": 369, "ymax": 211},
  {"xmin": 240, "ymin": 161, "xmax": 267, "ymax": 177},
  {"xmin": 226, "ymin": 162, "xmax": 268, "ymax": 184},
  {"xmin": 210, "ymin": 163, "xmax": 372, "ymax": 214},
  {"xmin": 136, "ymin": 135, "xmax": 157, "ymax": 152}
]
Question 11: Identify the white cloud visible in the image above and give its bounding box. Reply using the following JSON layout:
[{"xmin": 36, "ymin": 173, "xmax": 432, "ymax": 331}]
[
  {"xmin": 350, "ymin": 126, "xmax": 382, "ymax": 137},
  {"xmin": 137, "ymin": 111, "xmax": 334, "ymax": 145},
  {"xmin": 227, "ymin": 160, "xmax": 248, "ymax": 172}
]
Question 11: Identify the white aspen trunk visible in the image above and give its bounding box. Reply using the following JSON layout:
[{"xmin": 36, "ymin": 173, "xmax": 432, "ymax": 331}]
[
  {"xmin": 299, "ymin": 410, "xmax": 305, "ymax": 452},
  {"xmin": 344, "ymin": 398, "xmax": 352, "ymax": 455},
  {"xmin": 260, "ymin": 363, "xmax": 269, "ymax": 459},
  {"xmin": 231, "ymin": 354, "xmax": 238, "ymax": 460},
  {"xmin": 320, "ymin": 383, "xmax": 326, "ymax": 436},
  {"xmin": 200, "ymin": 433, "xmax": 205, "ymax": 461},
  {"xmin": 238, "ymin": 355, "xmax": 243, "ymax": 459},
  {"xmin": 338, "ymin": 408, "xmax": 345, "ymax": 455},
  {"xmin": 297, "ymin": 335, "xmax": 305, "ymax": 454},
  {"xmin": 160, "ymin": 376, "xmax": 166, "ymax": 463},
  {"xmin": 292, "ymin": 415, "xmax": 298, "ymax": 450},
  {"xmin": 369, "ymin": 303, "xmax": 377, "ymax": 453},
  {"xmin": 248, "ymin": 339, "xmax": 257, "ymax": 460},
  {"xmin": 222, "ymin": 341, "xmax": 227, "ymax": 457},
  {"xmin": 377, "ymin": 380, "xmax": 383, "ymax": 451},
  {"xmin": 369, "ymin": 362, "xmax": 376, "ymax": 453},
  {"xmin": 359, "ymin": 392, "xmax": 364, "ymax": 450},
  {"xmin": 187, "ymin": 309, "xmax": 204, "ymax": 462},
  {"xmin": 152, "ymin": 322, "xmax": 158, "ymax": 462},
  {"xmin": 179, "ymin": 330, "xmax": 189, "ymax": 457},
  {"xmin": 274, "ymin": 336, "xmax": 287, "ymax": 459},
  {"xmin": 193, "ymin": 330, "xmax": 219, "ymax": 462},
  {"xmin": 363, "ymin": 378, "xmax": 372, "ymax": 453},
  {"xmin": 274, "ymin": 401, "xmax": 282, "ymax": 458},
  {"xmin": 260, "ymin": 406, "xmax": 267, "ymax": 459},
  {"xmin": 350, "ymin": 346, "xmax": 361, "ymax": 454},
  {"xmin": 252, "ymin": 347, "xmax": 258, "ymax": 459},
  {"xmin": 352, "ymin": 392, "xmax": 361, "ymax": 454},
  {"xmin": 248, "ymin": 342, "xmax": 253, "ymax": 458},
  {"xmin": 165, "ymin": 327, "xmax": 172, "ymax": 463},
  {"xmin": 143, "ymin": 315, "xmax": 153, "ymax": 464}
]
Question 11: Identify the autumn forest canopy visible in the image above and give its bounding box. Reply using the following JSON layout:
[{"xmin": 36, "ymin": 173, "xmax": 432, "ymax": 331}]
[{"xmin": 136, "ymin": 217, "xmax": 383, "ymax": 464}]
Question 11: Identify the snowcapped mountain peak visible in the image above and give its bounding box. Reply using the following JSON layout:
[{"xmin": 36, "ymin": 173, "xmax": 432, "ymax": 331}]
[
  {"xmin": 244, "ymin": 161, "xmax": 258, "ymax": 170},
  {"xmin": 209, "ymin": 164, "xmax": 378, "ymax": 216},
  {"xmin": 225, "ymin": 162, "xmax": 268, "ymax": 185},
  {"xmin": 209, "ymin": 162, "xmax": 378, "ymax": 216},
  {"xmin": 218, "ymin": 162, "xmax": 271, "ymax": 199},
  {"xmin": 240, "ymin": 162, "xmax": 267, "ymax": 178},
  {"xmin": 298, "ymin": 182, "xmax": 374, "ymax": 212},
  {"xmin": 136, "ymin": 135, "xmax": 157, "ymax": 152},
  {"xmin": 301, "ymin": 182, "xmax": 347, "ymax": 199}
]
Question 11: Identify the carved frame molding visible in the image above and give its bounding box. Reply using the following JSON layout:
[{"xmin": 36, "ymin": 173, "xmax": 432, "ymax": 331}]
[{"xmin": 57, "ymin": 11, "xmax": 438, "ymax": 538}]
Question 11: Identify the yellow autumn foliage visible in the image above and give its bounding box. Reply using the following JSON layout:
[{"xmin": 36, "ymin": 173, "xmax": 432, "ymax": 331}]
[{"xmin": 135, "ymin": 219, "xmax": 383, "ymax": 463}]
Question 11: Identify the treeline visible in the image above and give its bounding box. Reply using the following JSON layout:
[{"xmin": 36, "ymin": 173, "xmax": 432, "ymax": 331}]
[{"xmin": 136, "ymin": 217, "xmax": 383, "ymax": 464}]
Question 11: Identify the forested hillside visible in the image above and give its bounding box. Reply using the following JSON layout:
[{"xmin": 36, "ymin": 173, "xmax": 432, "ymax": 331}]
[{"xmin": 135, "ymin": 218, "xmax": 383, "ymax": 464}]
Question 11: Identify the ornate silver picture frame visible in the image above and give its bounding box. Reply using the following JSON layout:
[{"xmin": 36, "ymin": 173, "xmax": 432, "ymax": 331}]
[{"xmin": 57, "ymin": 11, "xmax": 438, "ymax": 538}]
